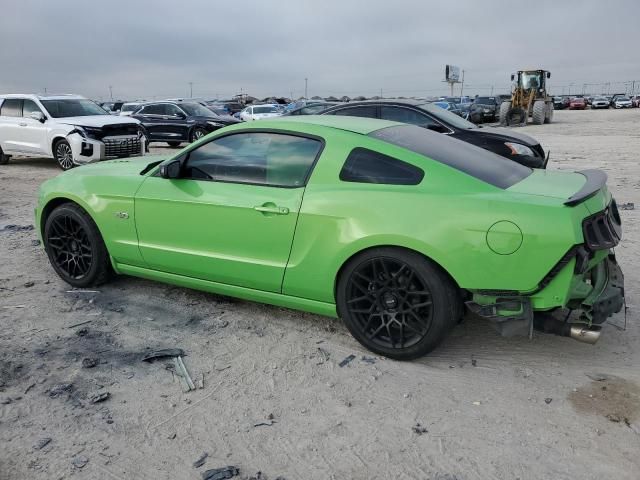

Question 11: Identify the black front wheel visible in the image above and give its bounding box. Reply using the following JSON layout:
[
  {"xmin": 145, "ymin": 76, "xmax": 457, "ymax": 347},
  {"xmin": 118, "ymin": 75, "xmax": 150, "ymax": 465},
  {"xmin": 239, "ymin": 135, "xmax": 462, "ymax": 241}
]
[
  {"xmin": 44, "ymin": 203, "xmax": 111, "ymax": 287},
  {"xmin": 167, "ymin": 141, "xmax": 181, "ymax": 147},
  {"xmin": 337, "ymin": 248, "xmax": 461, "ymax": 360}
]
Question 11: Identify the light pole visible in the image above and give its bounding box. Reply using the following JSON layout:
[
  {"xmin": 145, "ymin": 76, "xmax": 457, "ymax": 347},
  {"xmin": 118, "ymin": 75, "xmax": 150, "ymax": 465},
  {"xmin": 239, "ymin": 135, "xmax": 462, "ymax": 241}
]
[
  {"xmin": 304, "ymin": 78, "xmax": 308, "ymax": 99},
  {"xmin": 189, "ymin": 82, "xmax": 193, "ymax": 98},
  {"xmin": 109, "ymin": 85, "xmax": 113, "ymax": 100}
]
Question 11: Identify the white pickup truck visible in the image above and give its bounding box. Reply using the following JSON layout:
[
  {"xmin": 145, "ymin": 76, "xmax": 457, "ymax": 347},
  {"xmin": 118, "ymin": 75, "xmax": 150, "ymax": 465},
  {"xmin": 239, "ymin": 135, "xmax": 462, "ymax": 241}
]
[{"xmin": 0, "ymin": 94, "xmax": 147, "ymax": 170}]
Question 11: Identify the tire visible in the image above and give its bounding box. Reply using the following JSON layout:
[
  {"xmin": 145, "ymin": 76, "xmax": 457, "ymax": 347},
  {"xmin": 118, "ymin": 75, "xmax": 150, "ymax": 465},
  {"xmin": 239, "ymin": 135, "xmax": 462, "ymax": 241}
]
[
  {"xmin": 167, "ymin": 141, "xmax": 181, "ymax": 147},
  {"xmin": 336, "ymin": 248, "xmax": 461, "ymax": 360},
  {"xmin": 498, "ymin": 101, "xmax": 511, "ymax": 125},
  {"xmin": 190, "ymin": 128, "xmax": 207, "ymax": 143},
  {"xmin": 53, "ymin": 139, "xmax": 75, "ymax": 170},
  {"xmin": 0, "ymin": 145, "xmax": 9, "ymax": 165},
  {"xmin": 532, "ymin": 100, "xmax": 546, "ymax": 125},
  {"xmin": 43, "ymin": 203, "xmax": 111, "ymax": 288},
  {"xmin": 544, "ymin": 102, "xmax": 554, "ymax": 124}
]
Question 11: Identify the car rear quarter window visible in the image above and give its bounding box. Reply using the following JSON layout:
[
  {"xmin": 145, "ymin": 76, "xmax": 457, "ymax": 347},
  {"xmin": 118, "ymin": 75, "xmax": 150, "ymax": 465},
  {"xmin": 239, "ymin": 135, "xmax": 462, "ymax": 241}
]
[
  {"xmin": 369, "ymin": 125, "xmax": 531, "ymax": 189},
  {"xmin": 340, "ymin": 147, "xmax": 424, "ymax": 186},
  {"xmin": 184, "ymin": 132, "xmax": 322, "ymax": 187},
  {"xmin": 0, "ymin": 99, "xmax": 22, "ymax": 117}
]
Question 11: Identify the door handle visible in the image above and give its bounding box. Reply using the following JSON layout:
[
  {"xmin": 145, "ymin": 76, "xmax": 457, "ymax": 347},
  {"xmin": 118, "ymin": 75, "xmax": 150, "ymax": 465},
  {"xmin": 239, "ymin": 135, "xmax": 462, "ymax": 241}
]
[
  {"xmin": 253, "ymin": 204, "xmax": 289, "ymax": 215},
  {"xmin": 19, "ymin": 122, "xmax": 27, "ymax": 127}
]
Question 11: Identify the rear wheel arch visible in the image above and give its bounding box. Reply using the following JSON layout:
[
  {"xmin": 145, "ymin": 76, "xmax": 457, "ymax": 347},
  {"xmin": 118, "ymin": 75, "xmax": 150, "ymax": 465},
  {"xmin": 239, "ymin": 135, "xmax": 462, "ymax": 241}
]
[{"xmin": 334, "ymin": 244, "xmax": 461, "ymax": 302}]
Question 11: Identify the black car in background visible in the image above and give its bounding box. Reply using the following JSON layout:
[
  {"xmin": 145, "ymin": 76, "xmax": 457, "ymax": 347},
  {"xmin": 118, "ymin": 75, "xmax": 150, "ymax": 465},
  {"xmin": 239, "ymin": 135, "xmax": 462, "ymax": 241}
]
[
  {"xmin": 284, "ymin": 102, "xmax": 337, "ymax": 116},
  {"xmin": 131, "ymin": 101, "xmax": 240, "ymax": 147},
  {"xmin": 321, "ymin": 100, "xmax": 548, "ymax": 168},
  {"xmin": 469, "ymin": 96, "xmax": 501, "ymax": 123}
]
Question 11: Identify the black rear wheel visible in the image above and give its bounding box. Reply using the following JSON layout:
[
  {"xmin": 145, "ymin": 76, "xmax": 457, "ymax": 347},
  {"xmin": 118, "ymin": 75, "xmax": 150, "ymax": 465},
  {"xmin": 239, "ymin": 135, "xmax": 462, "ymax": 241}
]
[
  {"xmin": 44, "ymin": 203, "xmax": 111, "ymax": 287},
  {"xmin": 167, "ymin": 141, "xmax": 181, "ymax": 147},
  {"xmin": 0, "ymin": 145, "xmax": 9, "ymax": 165},
  {"xmin": 190, "ymin": 128, "xmax": 207, "ymax": 142},
  {"xmin": 337, "ymin": 248, "xmax": 460, "ymax": 360}
]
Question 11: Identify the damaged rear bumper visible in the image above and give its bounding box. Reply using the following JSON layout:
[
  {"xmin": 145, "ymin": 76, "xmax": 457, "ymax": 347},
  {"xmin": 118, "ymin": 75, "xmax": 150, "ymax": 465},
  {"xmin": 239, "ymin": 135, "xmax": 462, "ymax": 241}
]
[{"xmin": 467, "ymin": 253, "xmax": 625, "ymax": 342}]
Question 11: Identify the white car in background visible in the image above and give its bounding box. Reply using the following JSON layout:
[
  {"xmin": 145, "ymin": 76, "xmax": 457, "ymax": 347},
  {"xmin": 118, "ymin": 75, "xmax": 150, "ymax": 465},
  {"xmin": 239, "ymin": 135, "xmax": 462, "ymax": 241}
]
[
  {"xmin": 590, "ymin": 96, "xmax": 610, "ymax": 109},
  {"xmin": 613, "ymin": 97, "xmax": 632, "ymax": 109},
  {"xmin": 239, "ymin": 104, "xmax": 282, "ymax": 121},
  {"xmin": 0, "ymin": 94, "xmax": 147, "ymax": 170},
  {"xmin": 119, "ymin": 102, "xmax": 145, "ymax": 116}
]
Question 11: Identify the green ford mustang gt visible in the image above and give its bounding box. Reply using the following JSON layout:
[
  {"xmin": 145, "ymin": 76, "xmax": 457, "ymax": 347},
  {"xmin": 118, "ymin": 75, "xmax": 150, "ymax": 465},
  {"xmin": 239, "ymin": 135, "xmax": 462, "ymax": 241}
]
[{"xmin": 35, "ymin": 116, "xmax": 625, "ymax": 359}]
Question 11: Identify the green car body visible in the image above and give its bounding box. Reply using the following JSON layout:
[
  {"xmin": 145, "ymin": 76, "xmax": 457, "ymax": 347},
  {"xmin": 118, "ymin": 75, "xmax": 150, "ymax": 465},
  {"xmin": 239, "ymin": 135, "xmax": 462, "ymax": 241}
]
[{"xmin": 35, "ymin": 116, "xmax": 624, "ymax": 357}]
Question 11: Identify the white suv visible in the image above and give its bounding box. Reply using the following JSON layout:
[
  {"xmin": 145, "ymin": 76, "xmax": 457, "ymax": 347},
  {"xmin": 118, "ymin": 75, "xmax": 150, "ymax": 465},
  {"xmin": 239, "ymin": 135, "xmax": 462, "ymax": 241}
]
[{"xmin": 0, "ymin": 94, "xmax": 147, "ymax": 170}]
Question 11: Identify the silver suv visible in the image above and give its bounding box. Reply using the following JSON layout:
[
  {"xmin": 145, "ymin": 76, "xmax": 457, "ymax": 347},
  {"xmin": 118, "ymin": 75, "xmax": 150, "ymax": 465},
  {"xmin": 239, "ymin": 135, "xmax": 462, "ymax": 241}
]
[{"xmin": 0, "ymin": 94, "xmax": 147, "ymax": 170}]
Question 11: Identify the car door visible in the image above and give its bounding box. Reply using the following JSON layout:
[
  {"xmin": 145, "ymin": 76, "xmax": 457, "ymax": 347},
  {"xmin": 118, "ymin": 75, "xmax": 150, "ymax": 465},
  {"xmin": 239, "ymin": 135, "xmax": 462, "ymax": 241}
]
[
  {"xmin": 134, "ymin": 131, "xmax": 323, "ymax": 293},
  {"xmin": 15, "ymin": 99, "xmax": 48, "ymax": 154},
  {"xmin": 134, "ymin": 104, "xmax": 166, "ymax": 140},
  {"xmin": 163, "ymin": 104, "xmax": 190, "ymax": 141},
  {"xmin": 0, "ymin": 99, "xmax": 25, "ymax": 153}
]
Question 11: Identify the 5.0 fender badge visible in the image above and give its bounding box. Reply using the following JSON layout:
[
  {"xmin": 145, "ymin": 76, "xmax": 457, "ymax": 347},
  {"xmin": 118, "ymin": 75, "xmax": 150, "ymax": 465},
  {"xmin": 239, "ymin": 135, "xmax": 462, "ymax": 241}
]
[{"xmin": 115, "ymin": 211, "xmax": 129, "ymax": 219}]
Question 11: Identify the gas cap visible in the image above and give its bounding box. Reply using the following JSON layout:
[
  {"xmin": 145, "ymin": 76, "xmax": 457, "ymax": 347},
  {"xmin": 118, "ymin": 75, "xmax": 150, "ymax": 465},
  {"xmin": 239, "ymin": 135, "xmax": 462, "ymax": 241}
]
[{"xmin": 486, "ymin": 221, "xmax": 523, "ymax": 255}]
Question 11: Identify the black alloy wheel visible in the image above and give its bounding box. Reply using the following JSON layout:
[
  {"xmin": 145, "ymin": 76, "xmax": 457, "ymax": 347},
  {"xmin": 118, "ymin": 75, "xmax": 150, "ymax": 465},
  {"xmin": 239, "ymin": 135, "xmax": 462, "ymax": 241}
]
[
  {"xmin": 191, "ymin": 128, "xmax": 207, "ymax": 142},
  {"xmin": 44, "ymin": 203, "xmax": 111, "ymax": 287},
  {"xmin": 337, "ymin": 248, "xmax": 460, "ymax": 360}
]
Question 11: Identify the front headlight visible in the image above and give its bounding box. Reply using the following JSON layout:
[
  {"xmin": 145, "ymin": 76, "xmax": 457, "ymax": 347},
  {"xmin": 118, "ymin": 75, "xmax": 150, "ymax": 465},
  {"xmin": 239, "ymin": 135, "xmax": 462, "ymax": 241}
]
[
  {"xmin": 505, "ymin": 142, "xmax": 534, "ymax": 156},
  {"xmin": 73, "ymin": 125, "xmax": 102, "ymax": 139},
  {"xmin": 207, "ymin": 121, "xmax": 224, "ymax": 127}
]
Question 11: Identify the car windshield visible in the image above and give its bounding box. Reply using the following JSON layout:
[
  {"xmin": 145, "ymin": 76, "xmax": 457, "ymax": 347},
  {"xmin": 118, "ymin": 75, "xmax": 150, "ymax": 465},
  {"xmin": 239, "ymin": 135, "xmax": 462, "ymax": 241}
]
[
  {"xmin": 253, "ymin": 106, "xmax": 278, "ymax": 113},
  {"xmin": 594, "ymin": 97, "xmax": 607, "ymax": 101},
  {"xmin": 180, "ymin": 103, "xmax": 214, "ymax": 116},
  {"xmin": 370, "ymin": 125, "xmax": 531, "ymax": 189},
  {"xmin": 617, "ymin": 97, "xmax": 630, "ymax": 101},
  {"xmin": 475, "ymin": 97, "xmax": 496, "ymax": 104},
  {"xmin": 418, "ymin": 103, "xmax": 478, "ymax": 129},
  {"xmin": 41, "ymin": 99, "xmax": 109, "ymax": 118}
]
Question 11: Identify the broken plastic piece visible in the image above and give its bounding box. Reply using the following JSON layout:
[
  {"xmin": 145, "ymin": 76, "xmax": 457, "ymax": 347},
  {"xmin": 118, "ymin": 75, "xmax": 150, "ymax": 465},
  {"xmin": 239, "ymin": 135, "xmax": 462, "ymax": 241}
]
[
  {"xmin": 142, "ymin": 348, "xmax": 185, "ymax": 362},
  {"xmin": 202, "ymin": 466, "xmax": 240, "ymax": 480}
]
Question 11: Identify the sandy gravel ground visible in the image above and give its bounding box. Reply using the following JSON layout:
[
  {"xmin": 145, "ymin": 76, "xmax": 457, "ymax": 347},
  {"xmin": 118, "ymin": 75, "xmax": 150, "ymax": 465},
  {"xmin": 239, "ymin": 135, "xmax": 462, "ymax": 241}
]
[{"xmin": 1, "ymin": 109, "xmax": 639, "ymax": 480}]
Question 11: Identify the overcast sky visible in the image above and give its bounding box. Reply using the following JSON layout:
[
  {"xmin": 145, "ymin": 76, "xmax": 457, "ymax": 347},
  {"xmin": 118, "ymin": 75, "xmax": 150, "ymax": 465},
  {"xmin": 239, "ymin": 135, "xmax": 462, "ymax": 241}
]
[{"xmin": 1, "ymin": 0, "xmax": 638, "ymax": 100}]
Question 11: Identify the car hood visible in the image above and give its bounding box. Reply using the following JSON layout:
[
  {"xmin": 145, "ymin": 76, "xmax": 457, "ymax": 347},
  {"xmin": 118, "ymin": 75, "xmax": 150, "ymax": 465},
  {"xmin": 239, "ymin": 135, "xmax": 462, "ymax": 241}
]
[
  {"xmin": 56, "ymin": 115, "xmax": 141, "ymax": 128},
  {"xmin": 67, "ymin": 155, "xmax": 168, "ymax": 177},
  {"xmin": 470, "ymin": 126, "xmax": 539, "ymax": 146},
  {"xmin": 507, "ymin": 169, "xmax": 587, "ymax": 201},
  {"xmin": 192, "ymin": 115, "xmax": 240, "ymax": 125}
]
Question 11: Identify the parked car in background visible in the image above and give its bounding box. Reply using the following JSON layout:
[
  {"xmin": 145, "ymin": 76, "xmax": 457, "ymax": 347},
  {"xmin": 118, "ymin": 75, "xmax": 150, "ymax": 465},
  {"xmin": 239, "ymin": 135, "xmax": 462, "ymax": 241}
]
[
  {"xmin": 469, "ymin": 96, "xmax": 501, "ymax": 123},
  {"xmin": 590, "ymin": 96, "xmax": 610, "ymax": 109},
  {"xmin": 568, "ymin": 97, "xmax": 587, "ymax": 110},
  {"xmin": 320, "ymin": 99, "xmax": 548, "ymax": 168},
  {"xmin": 613, "ymin": 97, "xmax": 632, "ymax": 109},
  {"xmin": 631, "ymin": 95, "xmax": 640, "ymax": 107},
  {"xmin": 99, "ymin": 101, "xmax": 125, "ymax": 114},
  {"xmin": 553, "ymin": 96, "xmax": 569, "ymax": 110},
  {"xmin": 120, "ymin": 102, "xmax": 145, "ymax": 116},
  {"xmin": 35, "ymin": 116, "xmax": 624, "ymax": 359},
  {"xmin": 132, "ymin": 101, "xmax": 239, "ymax": 147},
  {"xmin": 0, "ymin": 94, "xmax": 146, "ymax": 170},
  {"xmin": 284, "ymin": 102, "xmax": 336, "ymax": 116},
  {"xmin": 433, "ymin": 101, "xmax": 462, "ymax": 116},
  {"xmin": 239, "ymin": 104, "xmax": 282, "ymax": 121}
]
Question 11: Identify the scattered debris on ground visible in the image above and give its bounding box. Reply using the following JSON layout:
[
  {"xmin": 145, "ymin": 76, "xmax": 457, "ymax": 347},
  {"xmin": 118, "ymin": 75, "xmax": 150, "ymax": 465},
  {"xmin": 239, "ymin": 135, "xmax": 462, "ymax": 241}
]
[
  {"xmin": 71, "ymin": 455, "xmax": 89, "ymax": 469},
  {"xmin": 48, "ymin": 383, "xmax": 73, "ymax": 398},
  {"xmin": 202, "ymin": 465, "xmax": 239, "ymax": 480},
  {"xmin": 142, "ymin": 348, "xmax": 185, "ymax": 362},
  {"xmin": 412, "ymin": 423, "xmax": 428, "ymax": 435},
  {"xmin": 545, "ymin": 398, "xmax": 553, "ymax": 404},
  {"xmin": 619, "ymin": 202, "xmax": 635, "ymax": 210},
  {"xmin": 193, "ymin": 452, "xmax": 209, "ymax": 468},
  {"xmin": 1, "ymin": 224, "xmax": 34, "ymax": 232},
  {"xmin": 89, "ymin": 391, "xmax": 110, "ymax": 404},
  {"xmin": 33, "ymin": 438, "xmax": 51, "ymax": 450},
  {"xmin": 339, "ymin": 354, "xmax": 356, "ymax": 367},
  {"xmin": 82, "ymin": 357, "xmax": 98, "ymax": 368}
]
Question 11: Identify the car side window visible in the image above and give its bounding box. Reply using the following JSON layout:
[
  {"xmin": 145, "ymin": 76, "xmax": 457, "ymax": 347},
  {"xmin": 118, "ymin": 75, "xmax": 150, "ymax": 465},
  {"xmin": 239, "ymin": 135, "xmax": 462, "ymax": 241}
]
[
  {"xmin": 0, "ymin": 99, "xmax": 22, "ymax": 117},
  {"xmin": 380, "ymin": 107, "xmax": 436, "ymax": 127},
  {"xmin": 184, "ymin": 132, "xmax": 322, "ymax": 187},
  {"xmin": 22, "ymin": 100, "xmax": 43, "ymax": 117},
  {"xmin": 330, "ymin": 106, "xmax": 377, "ymax": 118},
  {"xmin": 340, "ymin": 147, "xmax": 424, "ymax": 185},
  {"xmin": 141, "ymin": 104, "xmax": 164, "ymax": 115},
  {"xmin": 165, "ymin": 104, "xmax": 182, "ymax": 116}
]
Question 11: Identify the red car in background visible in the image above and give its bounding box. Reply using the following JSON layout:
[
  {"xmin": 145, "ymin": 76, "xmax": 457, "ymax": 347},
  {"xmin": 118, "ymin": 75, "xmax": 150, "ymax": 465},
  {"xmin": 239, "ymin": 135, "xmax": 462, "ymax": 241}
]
[{"xmin": 569, "ymin": 97, "xmax": 587, "ymax": 110}]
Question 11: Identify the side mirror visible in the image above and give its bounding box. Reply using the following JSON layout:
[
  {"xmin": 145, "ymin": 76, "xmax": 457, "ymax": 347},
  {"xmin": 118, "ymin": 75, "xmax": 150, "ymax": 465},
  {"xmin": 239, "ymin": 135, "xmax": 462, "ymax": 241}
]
[
  {"xmin": 173, "ymin": 112, "xmax": 186, "ymax": 119},
  {"xmin": 29, "ymin": 111, "xmax": 45, "ymax": 123},
  {"xmin": 546, "ymin": 72, "xmax": 551, "ymax": 79},
  {"xmin": 159, "ymin": 159, "xmax": 182, "ymax": 179},
  {"xmin": 511, "ymin": 74, "xmax": 515, "ymax": 81}
]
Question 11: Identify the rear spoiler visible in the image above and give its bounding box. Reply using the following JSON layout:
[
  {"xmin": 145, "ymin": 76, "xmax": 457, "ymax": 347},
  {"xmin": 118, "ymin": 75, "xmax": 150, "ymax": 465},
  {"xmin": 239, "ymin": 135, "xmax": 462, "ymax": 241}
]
[{"xmin": 564, "ymin": 169, "xmax": 607, "ymax": 206}]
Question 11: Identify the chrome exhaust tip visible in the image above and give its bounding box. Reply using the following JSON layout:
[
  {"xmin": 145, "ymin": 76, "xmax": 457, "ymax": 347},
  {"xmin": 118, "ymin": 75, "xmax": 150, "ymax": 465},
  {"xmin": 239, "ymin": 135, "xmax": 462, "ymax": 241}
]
[{"xmin": 569, "ymin": 325, "xmax": 602, "ymax": 344}]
